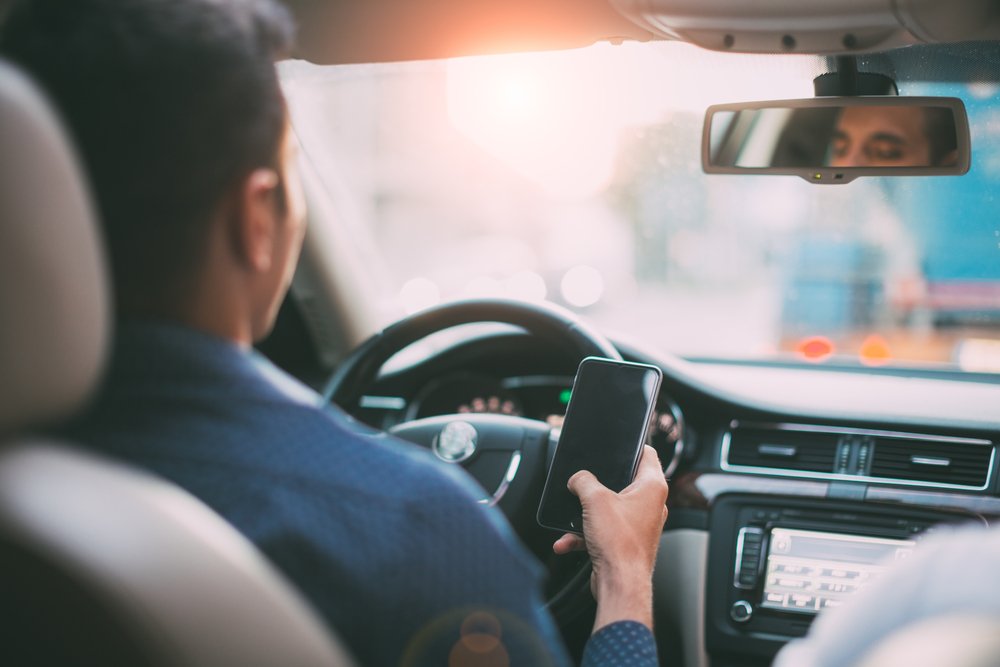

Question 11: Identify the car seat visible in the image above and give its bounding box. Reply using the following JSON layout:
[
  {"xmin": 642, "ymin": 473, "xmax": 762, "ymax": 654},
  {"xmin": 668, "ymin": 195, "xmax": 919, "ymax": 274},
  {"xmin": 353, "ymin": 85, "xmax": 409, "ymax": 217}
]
[{"xmin": 0, "ymin": 58, "xmax": 355, "ymax": 667}]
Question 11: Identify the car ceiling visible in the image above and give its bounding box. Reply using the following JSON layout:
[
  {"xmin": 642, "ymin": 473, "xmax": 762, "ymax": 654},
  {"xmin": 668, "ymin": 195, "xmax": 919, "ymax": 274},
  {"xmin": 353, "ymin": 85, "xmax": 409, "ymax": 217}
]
[
  {"xmin": 283, "ymin": 0, "xmax": 655, "ymax": 65},
  {"xmin": 1, "ymin": 0, "xmax": 997, "ymax": 71},
  {"xmin": 283, "ymin": 0, "xmax": 1000, "ymax": 67}
]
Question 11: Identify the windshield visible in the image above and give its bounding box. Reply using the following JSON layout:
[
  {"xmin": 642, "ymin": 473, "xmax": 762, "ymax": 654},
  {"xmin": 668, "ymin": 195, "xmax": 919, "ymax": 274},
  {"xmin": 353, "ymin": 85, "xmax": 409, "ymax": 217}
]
[{"xmin": 281, "ymin": 41, "xmax": 1000, "ymax": 374}]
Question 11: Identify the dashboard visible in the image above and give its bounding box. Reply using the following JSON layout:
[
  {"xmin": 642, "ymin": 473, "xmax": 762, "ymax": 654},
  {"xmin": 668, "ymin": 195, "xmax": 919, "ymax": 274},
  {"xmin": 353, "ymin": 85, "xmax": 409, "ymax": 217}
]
[{"xmin": 346, "ymin": 330, "xmax": 1000, "ymax": 667}]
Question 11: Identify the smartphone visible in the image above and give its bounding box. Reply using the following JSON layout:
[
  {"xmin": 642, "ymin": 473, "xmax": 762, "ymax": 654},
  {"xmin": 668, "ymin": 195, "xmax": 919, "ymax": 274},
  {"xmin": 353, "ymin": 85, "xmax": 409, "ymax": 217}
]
[{"xmin": 536, "ymin": 357, "xmax": 662, "ymax": 534}]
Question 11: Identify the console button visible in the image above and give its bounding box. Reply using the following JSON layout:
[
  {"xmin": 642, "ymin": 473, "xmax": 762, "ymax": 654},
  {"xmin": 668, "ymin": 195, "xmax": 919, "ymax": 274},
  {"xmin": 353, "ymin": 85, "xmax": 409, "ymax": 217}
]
[
  {"xmin": 734, "ymin": 527, "xmax": 765, "ymax": 589},
  {"xmin": 788, "ymin": 594, "xmax": 818, "ymax": 610},
  {"xmin": 737, "ymin": 560, "xmax": 759, "ymax": 587},
  {"xmin": 730, "ymin": 600, "xmax": 753, "ymax": 623}
]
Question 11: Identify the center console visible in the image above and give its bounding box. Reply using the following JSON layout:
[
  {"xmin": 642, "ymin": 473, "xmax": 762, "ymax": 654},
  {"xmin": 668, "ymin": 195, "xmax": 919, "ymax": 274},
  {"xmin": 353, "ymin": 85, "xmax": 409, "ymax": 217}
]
[{"xmin": 705, "ymin": 494, "xmax": 978, "ymax": 666}]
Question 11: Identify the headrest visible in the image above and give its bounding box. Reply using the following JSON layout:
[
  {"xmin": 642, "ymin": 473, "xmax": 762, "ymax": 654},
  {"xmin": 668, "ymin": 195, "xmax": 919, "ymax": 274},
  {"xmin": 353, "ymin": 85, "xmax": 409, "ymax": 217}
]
[{"xmin": 0, "ymin": 60, "xmax": 109, "ymax": 434}]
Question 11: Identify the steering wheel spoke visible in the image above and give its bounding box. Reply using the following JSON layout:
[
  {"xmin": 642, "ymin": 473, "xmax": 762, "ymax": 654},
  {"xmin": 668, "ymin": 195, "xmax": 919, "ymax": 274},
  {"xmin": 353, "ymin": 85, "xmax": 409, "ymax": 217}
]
[{"xmin": 390, "ymin": 413, "xmax": 551, "ymax": 508}]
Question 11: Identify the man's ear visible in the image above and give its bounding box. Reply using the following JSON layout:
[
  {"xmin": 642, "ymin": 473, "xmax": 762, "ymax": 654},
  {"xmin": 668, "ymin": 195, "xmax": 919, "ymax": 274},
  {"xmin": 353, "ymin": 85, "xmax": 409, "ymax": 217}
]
[
  {"xmin": 232, "ymin": 168, "xmax": 281, "ymax": 273},
  {"xmin": 939, "ymin": 148, "xmax": 960, "ymax": 169}
]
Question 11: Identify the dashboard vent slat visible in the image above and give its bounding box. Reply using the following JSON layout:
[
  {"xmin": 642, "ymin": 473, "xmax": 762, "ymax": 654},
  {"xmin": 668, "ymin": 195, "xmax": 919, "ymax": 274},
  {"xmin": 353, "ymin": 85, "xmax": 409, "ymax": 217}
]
[
  {"xmin": 727, "ymin": 427, "xmax": 838, "ymax": 473},
  {"xmin": 869, "ymin": 437, "xmax": 993, "ymax": 488},
  {"xmin": 724, "ymin": 423, "xmax": 995, "ymax": 491}
]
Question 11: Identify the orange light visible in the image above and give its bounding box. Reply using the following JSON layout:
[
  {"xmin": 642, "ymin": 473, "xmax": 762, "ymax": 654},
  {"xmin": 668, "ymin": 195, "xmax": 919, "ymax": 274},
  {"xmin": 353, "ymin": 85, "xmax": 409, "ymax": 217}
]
[
  {"xmin": 859, "ymin": 334, "xmax": 892, "ymax": 366},
  {"xmin": 796, "ymin": 336, "xmax": 834, "ymax": 362}
]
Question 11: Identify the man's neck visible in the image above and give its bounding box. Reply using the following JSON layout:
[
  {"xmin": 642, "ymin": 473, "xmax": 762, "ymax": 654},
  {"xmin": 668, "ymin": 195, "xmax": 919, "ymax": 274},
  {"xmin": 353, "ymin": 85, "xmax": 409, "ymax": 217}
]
[{"xmin": 120, "ymin": 284, "xmax": 254, "ymax": 350}]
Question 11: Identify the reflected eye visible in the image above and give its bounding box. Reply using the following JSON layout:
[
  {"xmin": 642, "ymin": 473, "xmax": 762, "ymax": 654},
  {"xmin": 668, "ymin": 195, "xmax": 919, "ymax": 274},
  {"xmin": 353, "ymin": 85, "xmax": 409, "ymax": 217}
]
[
  {"xmin": 830, "ymin": 134, "xmax": 849, "ymax": 158},
  {"xmin": 867, "ymin": 138, "xmax": 905, "ymax": 161}
]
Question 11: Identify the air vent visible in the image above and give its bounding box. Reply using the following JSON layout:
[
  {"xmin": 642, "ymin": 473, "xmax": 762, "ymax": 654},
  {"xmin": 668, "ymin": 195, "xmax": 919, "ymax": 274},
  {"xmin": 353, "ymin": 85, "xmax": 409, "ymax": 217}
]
[
  {"xmin": 726, "ymin": 426, "xmax": 838, "ymax": 473},
  {"xmin": 869, "ymin": 436, "xmax": 994, "ymax": 489}
]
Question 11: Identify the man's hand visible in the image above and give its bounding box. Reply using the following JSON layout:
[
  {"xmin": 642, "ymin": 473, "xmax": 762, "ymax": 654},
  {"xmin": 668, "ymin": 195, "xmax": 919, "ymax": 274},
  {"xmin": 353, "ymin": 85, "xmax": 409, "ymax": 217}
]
[{"xmin": 552, "ymin": 445, "xmax": 669, "ymax": 632}]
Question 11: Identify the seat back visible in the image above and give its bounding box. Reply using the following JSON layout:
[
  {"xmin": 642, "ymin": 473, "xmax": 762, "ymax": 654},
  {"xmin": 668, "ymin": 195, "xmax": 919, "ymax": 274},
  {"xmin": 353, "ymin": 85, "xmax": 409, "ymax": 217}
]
[
  {"xmin": 0, "ymin": 59, "xmax": 353, "ymax": 667},
  {"xmin": 854, "ymin": 614, "xmax": 1000, "ymax": 667}
]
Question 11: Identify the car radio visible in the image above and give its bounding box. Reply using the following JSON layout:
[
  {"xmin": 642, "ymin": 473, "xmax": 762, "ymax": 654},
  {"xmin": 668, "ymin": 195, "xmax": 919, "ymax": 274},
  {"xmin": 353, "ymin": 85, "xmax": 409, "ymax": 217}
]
[
  {"xmin": 705, "ymin": 495, "xmax": 979, "ymax": 664},
  {"xmin": 756, "ymin": 527, "xmax": 914, "ymax": 614}
]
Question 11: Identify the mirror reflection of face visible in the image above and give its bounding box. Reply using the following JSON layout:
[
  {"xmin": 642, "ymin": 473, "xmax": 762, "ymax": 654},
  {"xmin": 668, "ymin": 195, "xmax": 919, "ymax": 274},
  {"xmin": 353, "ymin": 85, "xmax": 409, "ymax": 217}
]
[{"xmin": 829, "ymin": 106, "xmax": 933, "ymax": 168}]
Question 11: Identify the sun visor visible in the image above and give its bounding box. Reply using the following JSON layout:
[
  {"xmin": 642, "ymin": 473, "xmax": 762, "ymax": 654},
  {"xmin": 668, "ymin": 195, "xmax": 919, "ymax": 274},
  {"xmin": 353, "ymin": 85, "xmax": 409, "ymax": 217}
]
[
  {"xmin": 609, "ymin": 0, "xmax": 1000, "ymax": 54},
  {"xmin": 285, "ymin": 0, "xmax": 655, "ymax": 65}
]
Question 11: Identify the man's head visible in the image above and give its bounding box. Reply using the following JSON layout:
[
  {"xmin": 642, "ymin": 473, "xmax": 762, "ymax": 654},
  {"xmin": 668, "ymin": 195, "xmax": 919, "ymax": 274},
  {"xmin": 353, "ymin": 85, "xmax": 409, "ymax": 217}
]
[
  {"xmin": 0, "ymin": 0, "xmax": 304, "ymax": 343},
  {"xmin": 829, "ymin": 105, "xmax": 959, "ymax": 168}
]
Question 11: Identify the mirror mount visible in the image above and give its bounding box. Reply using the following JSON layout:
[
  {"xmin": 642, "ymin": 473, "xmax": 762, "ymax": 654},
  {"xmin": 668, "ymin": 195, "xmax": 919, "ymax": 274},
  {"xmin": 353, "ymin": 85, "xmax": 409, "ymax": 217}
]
[{"xmin": 814, "ymin": 57, "xmax": 898, "ymax": 96}]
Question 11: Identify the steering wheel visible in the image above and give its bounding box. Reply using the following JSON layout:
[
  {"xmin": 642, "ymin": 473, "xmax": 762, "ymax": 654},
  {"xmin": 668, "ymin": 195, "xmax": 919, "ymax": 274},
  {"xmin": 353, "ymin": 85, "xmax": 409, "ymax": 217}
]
[{"xmin": 322, "ymin": 298, "xmax": 622, "ymax": 622}]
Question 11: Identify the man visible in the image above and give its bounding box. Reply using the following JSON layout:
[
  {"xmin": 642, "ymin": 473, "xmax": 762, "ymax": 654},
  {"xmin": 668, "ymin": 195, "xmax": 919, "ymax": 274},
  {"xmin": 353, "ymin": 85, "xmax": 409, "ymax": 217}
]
[
  {"xmin": 0, "ymin": 1, "xmax": 668, "ymax": 665},
  {"xmin": 828, "ymin": 105, "xmax": 959, "ymax": 168}
]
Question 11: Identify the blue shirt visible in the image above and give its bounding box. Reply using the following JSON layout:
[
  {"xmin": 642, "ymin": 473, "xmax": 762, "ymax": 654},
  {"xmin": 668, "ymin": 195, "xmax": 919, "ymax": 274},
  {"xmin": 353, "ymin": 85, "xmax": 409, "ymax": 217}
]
[{"xmin": 67, "ymin": 321, "xmax": 658, "ymax": 667}]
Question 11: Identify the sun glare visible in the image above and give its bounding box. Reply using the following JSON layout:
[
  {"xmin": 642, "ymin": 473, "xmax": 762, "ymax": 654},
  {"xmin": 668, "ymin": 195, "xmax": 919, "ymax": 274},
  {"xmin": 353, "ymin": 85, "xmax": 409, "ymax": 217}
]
[
  {"xmin": 497, "ymin": 77, "xmax": 535, "ymax": 117},
  {"xmin": 446, "ymin": 46, "xmax": 626, "ymax": 199},
  {"xmin": 446, "ymin": 42, "xmax": 816, "ymax": 200}
]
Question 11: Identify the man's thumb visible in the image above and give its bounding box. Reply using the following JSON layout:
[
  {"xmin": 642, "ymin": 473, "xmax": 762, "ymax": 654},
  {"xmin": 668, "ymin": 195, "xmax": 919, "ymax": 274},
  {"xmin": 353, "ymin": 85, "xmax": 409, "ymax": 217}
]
[{"xmin": 567, "ymin": 469, "xmax": 602, "ymax": 499}]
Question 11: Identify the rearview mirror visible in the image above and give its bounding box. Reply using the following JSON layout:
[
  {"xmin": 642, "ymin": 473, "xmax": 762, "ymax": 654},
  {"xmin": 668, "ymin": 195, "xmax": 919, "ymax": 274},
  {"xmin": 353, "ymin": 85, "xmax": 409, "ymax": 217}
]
[{"xmin": 703, "ymin": 97, "xmax": 970, "ymax": 184}]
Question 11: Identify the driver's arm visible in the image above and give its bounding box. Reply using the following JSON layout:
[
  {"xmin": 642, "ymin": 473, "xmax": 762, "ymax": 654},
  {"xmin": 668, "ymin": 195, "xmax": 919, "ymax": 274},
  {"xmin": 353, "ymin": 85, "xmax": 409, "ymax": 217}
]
[{"xmin": 554, "ymin": 445, "xmax": 669, "ymax": 666}]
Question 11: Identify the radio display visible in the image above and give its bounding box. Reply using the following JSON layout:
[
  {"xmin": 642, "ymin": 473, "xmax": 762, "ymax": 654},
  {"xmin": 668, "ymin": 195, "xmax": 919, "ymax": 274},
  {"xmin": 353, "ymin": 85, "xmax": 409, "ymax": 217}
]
[{"xmin": 762, "ymin": 528, "xmax": 915, "ymax": 614}]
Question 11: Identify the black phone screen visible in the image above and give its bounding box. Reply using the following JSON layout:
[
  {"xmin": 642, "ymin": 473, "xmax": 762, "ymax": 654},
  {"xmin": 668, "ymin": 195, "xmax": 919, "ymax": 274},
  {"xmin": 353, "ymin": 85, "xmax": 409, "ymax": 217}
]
[{"xmin": 536, "ymin": 357, "xmax": 662, "ymax": 533}]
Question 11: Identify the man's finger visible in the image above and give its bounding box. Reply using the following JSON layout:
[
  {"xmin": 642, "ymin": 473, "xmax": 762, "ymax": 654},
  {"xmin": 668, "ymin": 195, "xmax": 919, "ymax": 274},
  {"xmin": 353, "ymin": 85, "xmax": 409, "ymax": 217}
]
[{"xmin": 553, "ymin": 533, "xmax": 587, "ymax": 554}]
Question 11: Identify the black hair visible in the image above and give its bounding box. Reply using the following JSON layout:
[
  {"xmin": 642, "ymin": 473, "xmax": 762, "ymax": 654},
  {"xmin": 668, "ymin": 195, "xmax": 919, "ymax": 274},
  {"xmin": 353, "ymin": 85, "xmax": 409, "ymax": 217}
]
[{"xmin": 0, "ymin": 0, "xmax": 295, "ymax": 308}]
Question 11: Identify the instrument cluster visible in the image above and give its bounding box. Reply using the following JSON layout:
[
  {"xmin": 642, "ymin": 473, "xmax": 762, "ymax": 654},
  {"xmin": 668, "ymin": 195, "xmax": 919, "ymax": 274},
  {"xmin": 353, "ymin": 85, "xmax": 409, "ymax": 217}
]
[{"xmin": 407, "ymin": 372, "xmax": 686, "ymax": 475}]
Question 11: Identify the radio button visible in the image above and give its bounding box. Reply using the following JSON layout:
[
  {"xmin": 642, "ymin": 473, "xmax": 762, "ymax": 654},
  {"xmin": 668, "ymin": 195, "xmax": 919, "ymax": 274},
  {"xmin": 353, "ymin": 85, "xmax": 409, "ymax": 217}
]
[
  {"xmin": 734, "ymin": 527, "xmax": 764, "ymax": 589},
  {"xmin": 788, "ymin": 594, "xmax": 818, "ymax": 610},
  {"xmin": 730, "ymin": 600, "xmax": 754, "ymax": 623},
  {"xmin": 764, "ymin": 592, "xmax": 785, "ymax": 605}
]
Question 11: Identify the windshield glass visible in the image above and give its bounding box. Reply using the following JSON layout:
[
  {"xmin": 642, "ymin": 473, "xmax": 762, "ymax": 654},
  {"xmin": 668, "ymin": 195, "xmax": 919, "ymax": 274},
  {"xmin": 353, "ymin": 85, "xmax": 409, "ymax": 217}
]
[{"xmin": 281, "ymin": 41, "xmax": 1000, "ymax": 374}]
